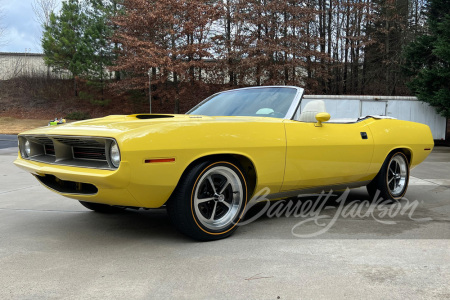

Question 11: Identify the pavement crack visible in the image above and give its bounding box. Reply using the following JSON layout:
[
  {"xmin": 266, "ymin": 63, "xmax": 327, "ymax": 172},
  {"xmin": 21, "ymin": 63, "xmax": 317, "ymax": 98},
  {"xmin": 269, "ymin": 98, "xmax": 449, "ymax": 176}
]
[
  {"xmin": 245, "ymin": 273, "xmax": 273, "ymax": 281},
  {"xmin": 0, "ymin": 185, "xmax": 40, "ymax": 195}
]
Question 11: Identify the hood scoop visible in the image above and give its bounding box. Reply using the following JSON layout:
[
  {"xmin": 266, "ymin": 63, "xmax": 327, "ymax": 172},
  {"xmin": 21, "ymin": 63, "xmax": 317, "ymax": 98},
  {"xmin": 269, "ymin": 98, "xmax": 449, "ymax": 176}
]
[{"xmin": 134, "ymin": 114, "xmax": 175, "ymax": 120}]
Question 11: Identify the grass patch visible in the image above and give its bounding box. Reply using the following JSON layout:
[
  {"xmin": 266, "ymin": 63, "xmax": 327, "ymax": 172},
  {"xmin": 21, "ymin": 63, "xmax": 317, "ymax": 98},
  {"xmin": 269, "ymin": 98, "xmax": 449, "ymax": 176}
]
[{"xmin": 0, "ymin": 117, "xmax": 50, "ymax": 134}]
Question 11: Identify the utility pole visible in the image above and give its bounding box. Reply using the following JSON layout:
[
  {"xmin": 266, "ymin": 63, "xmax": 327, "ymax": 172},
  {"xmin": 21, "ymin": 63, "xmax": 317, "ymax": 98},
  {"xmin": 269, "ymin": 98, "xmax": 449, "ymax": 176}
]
[{"xmin": 148, "ymin": 68, "xmax": 152, "ymax": 113}]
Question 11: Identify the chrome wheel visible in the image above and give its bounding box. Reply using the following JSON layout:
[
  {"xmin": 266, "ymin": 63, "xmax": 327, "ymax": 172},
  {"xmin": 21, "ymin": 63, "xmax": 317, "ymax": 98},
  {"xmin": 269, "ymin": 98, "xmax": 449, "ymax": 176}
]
[
  {"xmin": 387, "ymin": 154, "xmax": 408, "ymax": 197},
  {"xmin": 193, "ymin": 166, "xmax": 244, "ymax": 231},
  {"xmin": 367, "ymin": 151, "xmax": 410, "ymax": 202},
  {"xmin": 167, "ymin": 160, "xmax": 248, "ymax": 241}
]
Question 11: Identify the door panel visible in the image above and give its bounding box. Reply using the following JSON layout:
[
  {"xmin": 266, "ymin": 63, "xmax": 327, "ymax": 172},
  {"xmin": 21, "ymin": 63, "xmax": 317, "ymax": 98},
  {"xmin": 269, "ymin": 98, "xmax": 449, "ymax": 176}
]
[{"xmin": 281, "ymin": 120, "xmax": 374, "ymax": 192}]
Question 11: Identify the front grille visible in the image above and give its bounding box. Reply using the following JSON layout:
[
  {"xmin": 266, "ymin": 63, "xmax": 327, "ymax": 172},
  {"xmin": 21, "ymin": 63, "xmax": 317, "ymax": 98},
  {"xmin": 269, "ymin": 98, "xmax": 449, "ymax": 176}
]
[
  {"xmin": 28, "ymin": 136, "xmax": 53, "ymax": 144},
  {"xmin": 44, "ymin": 144, "xmax": 55, "ymax": 156},
  {"xmin": 73, "ymin": 147, "xmax": 106, "ymax": 160},
  {"xmin": 19, "ymin": 135, "xmax": 117, "ymax": 170},
  {"xmin": 53, "ymin": 137, "xmax": 104, "ymax": 148}
]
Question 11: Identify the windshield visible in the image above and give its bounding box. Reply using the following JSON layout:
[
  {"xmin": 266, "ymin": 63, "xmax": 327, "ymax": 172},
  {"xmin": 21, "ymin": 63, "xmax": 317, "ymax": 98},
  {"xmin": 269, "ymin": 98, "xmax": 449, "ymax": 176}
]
[{"xmin": 187, "ymin": 87, "xmax": 298, "ymax": 118}]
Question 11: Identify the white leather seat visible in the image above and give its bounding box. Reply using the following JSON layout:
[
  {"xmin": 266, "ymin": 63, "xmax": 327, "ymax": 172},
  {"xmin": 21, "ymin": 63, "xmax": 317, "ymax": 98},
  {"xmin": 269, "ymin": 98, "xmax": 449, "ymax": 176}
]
[{"xmin": 299, "ymin": 100, "xmax": 327, "ymax": 122}]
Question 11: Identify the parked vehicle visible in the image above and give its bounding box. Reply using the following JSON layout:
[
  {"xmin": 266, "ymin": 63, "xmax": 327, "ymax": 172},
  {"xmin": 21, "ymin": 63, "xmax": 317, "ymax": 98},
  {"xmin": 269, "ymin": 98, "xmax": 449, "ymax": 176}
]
[{"xmin": 14, "ymin": 86, "xmax": 434, "ymax": 240}]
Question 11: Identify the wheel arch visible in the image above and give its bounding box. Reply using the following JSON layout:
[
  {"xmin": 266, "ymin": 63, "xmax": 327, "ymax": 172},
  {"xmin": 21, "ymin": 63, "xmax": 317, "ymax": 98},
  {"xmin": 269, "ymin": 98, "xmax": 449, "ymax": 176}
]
[
  {"xmin": 368, "ymin": 147, "xmax": 412, "ymax": 184},
  {"xmin": 173, "ymin": 153, "xmax": 258, "ymax": 199},
  {"xmin": 388, "ymin": 147, "xmax": 413, "ymax": 166}
]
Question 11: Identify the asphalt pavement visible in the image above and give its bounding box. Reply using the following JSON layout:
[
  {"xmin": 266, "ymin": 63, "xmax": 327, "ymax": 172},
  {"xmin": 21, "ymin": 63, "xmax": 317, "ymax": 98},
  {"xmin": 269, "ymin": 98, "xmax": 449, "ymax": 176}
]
[
  {"xmin": 0, "ymin": 134, "xmax": 17, "ymax": 149},
  {"xmin": 0, "ymin": 137, "xmax": 449, "ymax": 299}
]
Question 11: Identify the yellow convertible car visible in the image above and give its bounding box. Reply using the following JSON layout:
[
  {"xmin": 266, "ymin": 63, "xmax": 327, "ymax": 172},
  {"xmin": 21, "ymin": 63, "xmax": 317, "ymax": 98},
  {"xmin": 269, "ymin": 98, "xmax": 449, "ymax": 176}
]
[{"xmin": 14, "ymin": 86, "xmax": 433, "ymax": 240}]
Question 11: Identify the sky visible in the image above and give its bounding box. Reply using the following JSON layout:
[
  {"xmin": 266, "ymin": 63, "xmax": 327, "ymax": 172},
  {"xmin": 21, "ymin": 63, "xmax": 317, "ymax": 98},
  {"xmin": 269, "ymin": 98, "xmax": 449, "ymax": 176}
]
[{"xmin": 0, "ymin": 0, "xmax": 62, "ymax": 53}]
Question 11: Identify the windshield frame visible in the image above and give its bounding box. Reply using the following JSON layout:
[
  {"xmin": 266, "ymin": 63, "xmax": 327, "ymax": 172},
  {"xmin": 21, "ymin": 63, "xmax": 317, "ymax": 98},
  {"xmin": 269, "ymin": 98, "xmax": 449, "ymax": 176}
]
[{"xmin": 186, "ymin": 86, "xmax": 305, "ymax": 120}]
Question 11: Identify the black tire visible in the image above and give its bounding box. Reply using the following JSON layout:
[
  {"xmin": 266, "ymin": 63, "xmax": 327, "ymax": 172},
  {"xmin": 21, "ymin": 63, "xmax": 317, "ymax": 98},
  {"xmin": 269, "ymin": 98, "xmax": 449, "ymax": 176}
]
[
  {"xmin": 167, "ymin": 160, "xmax": 248, "ymax": 241},
  {"xmin": 79, "ymin": 201, "xmax": 124, "ymax": 213},
  {"xmin": 367, "ymin": 152, "xmax": 410, "ymax": 201}
]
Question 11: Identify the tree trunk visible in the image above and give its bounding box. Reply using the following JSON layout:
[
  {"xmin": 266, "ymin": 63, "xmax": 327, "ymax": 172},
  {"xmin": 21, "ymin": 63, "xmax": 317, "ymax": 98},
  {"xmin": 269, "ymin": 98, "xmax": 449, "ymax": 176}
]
[
  {"xmin": 73, "ymin": 77, "xmax": 78, "ymax": 97},
  {"xmin": 174, "ymin": 72, "xmax": 179, "ymax": 114},
  {"xmin": 327, "ymin": 0, "xmax": 332, "ymax": 93},
  {"xmin": 343, "ymin": 3, "xmax": 350, "ymax": 94},
  {"xmin": 226, "ymin": 0, "xmax": 234, "ymax": 85}
]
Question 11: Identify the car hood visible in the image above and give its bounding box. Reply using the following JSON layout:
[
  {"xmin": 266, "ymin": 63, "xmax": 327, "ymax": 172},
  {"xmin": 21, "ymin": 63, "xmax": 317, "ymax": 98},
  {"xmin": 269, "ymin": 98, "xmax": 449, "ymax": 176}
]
[{"xmin": 19, "ymin": 114, "xmax": 282, "ymax": 137}]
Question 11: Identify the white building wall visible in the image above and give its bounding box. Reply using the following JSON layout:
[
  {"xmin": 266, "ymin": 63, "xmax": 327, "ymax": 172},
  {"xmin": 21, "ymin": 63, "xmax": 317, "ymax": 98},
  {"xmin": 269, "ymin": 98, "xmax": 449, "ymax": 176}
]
[
  {"xmin": 302, "ymin": 95, "xmax": 447, "ymax": 140},
  {"xmin": 0, "ymin": 52, "xmax": 70, "ymax": 80}
]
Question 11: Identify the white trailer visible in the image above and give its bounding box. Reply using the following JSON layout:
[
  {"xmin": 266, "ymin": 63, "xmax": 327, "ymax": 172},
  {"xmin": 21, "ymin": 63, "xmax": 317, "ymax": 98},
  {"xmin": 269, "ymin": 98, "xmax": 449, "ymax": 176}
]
[{"xmin": 301, "ymin": 95, "xmax": 447, "ymax": 140}]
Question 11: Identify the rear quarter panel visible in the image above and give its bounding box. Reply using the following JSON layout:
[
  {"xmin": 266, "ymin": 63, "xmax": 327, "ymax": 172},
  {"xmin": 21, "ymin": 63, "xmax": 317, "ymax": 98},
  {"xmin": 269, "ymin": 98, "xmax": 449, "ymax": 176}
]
[{"xmin": 365, "ymin": 118, "xmax": 434, "ymax": 177}]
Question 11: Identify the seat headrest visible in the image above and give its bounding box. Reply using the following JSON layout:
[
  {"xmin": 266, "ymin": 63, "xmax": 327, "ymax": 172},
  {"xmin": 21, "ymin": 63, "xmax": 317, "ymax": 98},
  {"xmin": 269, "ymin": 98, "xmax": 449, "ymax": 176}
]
[{"xmin": 299, "ymin": 100, "xmax": 327, "ymax": 122}]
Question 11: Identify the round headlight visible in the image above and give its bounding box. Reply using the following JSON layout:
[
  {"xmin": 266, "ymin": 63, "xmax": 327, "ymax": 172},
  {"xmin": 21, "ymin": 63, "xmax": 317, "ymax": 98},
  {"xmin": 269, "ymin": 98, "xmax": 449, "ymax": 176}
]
[
  {"xmin": 24, "ymin": 140, "xmax": 31, "ymax": 157},
  {"xmin": 109, "ymin": 141, "xmax": 120, "ymax": 168}
]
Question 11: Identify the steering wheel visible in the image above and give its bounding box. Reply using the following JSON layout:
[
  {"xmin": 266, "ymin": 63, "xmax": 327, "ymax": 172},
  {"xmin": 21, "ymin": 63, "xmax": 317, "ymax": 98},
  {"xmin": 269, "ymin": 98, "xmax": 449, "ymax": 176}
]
[{"xmin": 268, "ymin": 111, "xmax": 285, "ymax": 118}]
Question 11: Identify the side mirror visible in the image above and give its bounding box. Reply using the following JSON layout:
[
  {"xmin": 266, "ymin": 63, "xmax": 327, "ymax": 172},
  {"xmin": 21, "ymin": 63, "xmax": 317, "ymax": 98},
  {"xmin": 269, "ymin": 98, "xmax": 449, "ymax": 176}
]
[{"xmin": 315, "ymin": 112, "xmax": 330, "ymax": 127}]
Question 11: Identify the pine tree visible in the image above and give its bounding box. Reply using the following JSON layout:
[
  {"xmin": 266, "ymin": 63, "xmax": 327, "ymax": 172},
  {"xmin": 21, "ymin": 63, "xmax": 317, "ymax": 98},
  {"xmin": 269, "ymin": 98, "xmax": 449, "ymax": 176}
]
[
  {"xmin": 403, "ymin": 0, "xmax": 450, "ymax": 117},
  {"xmin": 84, "ymin": 0, "xmax": 120, "ymax": 101},
  {"xmin": 42, "ymin": 0, "xmax": 88, "ymax": 96},
  {"xmin": 42, "ymin": 0, "xmax": 119, "ymax": 98}
]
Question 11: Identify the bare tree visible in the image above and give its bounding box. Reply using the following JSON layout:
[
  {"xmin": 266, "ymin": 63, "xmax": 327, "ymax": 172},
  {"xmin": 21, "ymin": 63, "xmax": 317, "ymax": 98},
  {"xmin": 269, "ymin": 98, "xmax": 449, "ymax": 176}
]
[
  {"xmin": 0, "ymin": 0, "xmax": 7, "ymax": 48},
  {"xmin": 32, "ymin": 0, "xmax": 59, "ymax": 73},
  {"xmin": 32, "ymin": 0, "xmax": 59, "ymax": 28}
]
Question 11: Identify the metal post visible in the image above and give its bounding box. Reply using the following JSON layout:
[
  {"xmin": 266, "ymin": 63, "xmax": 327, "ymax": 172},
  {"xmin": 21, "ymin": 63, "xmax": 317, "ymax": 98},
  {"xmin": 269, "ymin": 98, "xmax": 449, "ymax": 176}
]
[{"xmin": 148, "ymin": 68, "xmax": 152, "ymax": 114}]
